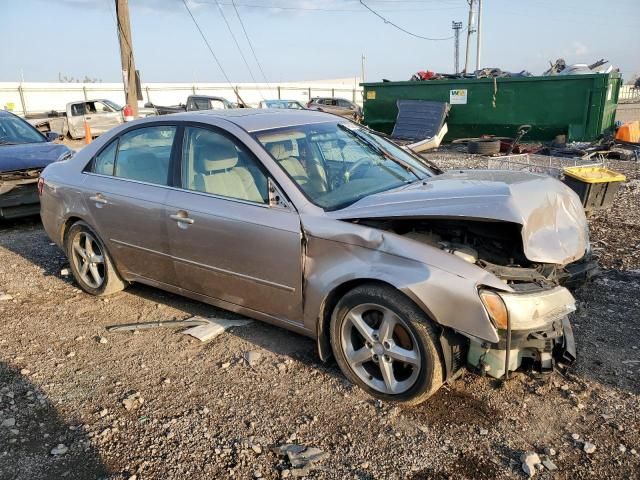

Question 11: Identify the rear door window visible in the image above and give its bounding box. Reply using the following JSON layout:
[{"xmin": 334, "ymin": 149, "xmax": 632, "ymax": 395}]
[
  {"xmin": 89, "ymin": 126, "xmax": 176, "ymax": 184},
  {"xmin": 93, "ymin": 140, "xmax": 118, "ymax": 175},
  {"xmin": 110, "ymin": 126, "xmax": 176, "ymax": 185}
]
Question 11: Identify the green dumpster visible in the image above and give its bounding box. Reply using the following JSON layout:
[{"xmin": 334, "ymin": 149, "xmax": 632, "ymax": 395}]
[{"xmin": 362, "ymin": 72, "xmax": 621, "ymax": 142}]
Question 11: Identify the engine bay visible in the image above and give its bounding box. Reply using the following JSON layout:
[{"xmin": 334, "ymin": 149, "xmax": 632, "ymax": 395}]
[{"xmin": 354, "ymin": 218, "xmax": 568, "ymax": 287}]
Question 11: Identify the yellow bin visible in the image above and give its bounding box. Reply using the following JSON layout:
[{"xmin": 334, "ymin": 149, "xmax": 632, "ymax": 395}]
[{"xmin": 562, "ymin": 166, "xmax": 626, "ymax": 211}]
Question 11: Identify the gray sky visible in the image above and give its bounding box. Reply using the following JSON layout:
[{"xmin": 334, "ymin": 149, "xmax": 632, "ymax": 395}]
[{"xmin": 2, "ymin": 0, "xmax": 639, "ymax": 83}]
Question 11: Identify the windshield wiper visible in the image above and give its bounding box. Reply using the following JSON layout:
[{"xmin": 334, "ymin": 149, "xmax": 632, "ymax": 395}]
[
  {"xmin": 0, "ymin": 140, "xmax": 19, "ymax": 145},
  {"xmin": 337, "ymin": 124, "xmax": 422, "ymax": 180}
]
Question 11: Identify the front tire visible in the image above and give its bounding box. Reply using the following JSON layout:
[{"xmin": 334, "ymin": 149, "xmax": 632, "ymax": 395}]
[
  {"xmin": 330, "ymin": 284, "xmax": 444, "ymax": 405},
  {"xmin": 65, "ymin": 221, "xmax": 125, "ymax": 296}
]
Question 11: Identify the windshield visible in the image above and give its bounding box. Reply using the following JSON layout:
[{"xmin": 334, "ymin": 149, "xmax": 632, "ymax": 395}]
[
  {"xmin": 103, "ymin": 100, "xmax": 122, "ymax": 111},
  {"xmin": 0, "ymin": 116, "xmax": 45, "ymax": 145},
  {"xmin": 256, "ymin": 121, "xmax": 433, "ymax": 210}
]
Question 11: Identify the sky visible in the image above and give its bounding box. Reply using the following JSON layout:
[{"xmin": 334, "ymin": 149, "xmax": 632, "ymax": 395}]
[{"xmin": 1, "ymin": 0, "xmax": 639, "ymax": 84}]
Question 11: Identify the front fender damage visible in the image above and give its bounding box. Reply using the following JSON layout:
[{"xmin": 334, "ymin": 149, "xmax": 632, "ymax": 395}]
[{"xmin": 300, "ymin": 215, "xmax": 506, "ymax": 366}]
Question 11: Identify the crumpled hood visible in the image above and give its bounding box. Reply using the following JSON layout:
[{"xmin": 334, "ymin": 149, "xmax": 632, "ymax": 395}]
[
  {"xmin": 0, "ymin": 142, "xmax": 71, "ymax": 173},
  {"xmin": 329, "ymin": 169, "xmax": 588, "ymax": 265}
]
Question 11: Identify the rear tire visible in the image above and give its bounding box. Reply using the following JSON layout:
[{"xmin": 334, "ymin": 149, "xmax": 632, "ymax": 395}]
[
  {"xmin": 330, "ymin": 284, "xmax": 444, "ymax": 405},
  {"xmin": 65, "ymin": 221, "xmax": 125, "ymax": 296}
]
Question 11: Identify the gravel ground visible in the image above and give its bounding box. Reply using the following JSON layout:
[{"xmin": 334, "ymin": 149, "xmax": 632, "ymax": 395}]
[{"xmin": 1, "ymin": 155, "xmax": 639, "ymax": 479}]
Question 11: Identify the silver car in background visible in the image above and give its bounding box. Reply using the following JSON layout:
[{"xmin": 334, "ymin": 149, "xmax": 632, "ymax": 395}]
[
  {"xmin": 307, "ymin": 97, "xmax": 362, "ymax": 122},
  {"xmin": 40, "ymin": 109, "xmax": 588, "ymax": 405}
]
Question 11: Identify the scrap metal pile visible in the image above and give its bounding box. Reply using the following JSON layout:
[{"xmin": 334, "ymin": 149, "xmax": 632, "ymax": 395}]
[{"xmin": 408, "ymin": 58, "xmax": 616, "ymax": 81}]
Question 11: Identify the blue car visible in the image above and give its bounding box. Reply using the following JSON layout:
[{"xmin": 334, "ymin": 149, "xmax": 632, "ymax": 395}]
[{"xmin": 0, "ymin": 110, "xmax": 73, "ymax": 219}]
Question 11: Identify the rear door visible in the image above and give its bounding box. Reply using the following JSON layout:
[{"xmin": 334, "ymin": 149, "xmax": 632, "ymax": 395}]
[
  {"xmin": 337, "ymin": 99, "xmax": 356, "ymax": 118},
  {"xmin": 164, "ymin": 125, "xmax": 304, "ymax": 323},
  {"xmin": 67, "ymin": 103, "xmax": 86, "ymax": 139},
  {"xmin": 322, "ymin": 98, "xmax": 338, "ymax": 115},
  {"xmin": 83, "ymin": 102, "xmax": 106, "ymax": 135},
  {"xmin": 82, "ymin": 124, "xmax": 178, "ymax": 284}
]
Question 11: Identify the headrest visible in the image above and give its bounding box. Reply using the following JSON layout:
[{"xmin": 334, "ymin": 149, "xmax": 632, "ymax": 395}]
[
  {"xmin": 197, "ymin": 136, "xmax": 238, "ymax": 172},
  {"xmin": 268, "ymin": 141, "xmax": 295, "ymax": 161}
]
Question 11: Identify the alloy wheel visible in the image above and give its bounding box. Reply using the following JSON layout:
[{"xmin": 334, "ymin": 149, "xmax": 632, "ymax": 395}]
[
  {"xmin": 71, "ymin": 231, "xmax": 105, "ymax": 289},
  {"xmin": 340, "ymin": 303, "xmax": 421, "ymax": 395}
]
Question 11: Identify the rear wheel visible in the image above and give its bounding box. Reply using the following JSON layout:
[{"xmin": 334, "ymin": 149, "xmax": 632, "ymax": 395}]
[
  {"xmin": 330, "ymin": 284, "xmax": 444, "ymax": 405},
  {"xmin": 65, "ymin": 221, "xmax": 125, "ymax": 296}
]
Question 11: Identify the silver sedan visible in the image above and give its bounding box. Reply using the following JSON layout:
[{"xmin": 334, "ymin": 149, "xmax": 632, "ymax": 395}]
[{"xmin": 40, "ymin": 109, "xmax": 588, "ymax": 404}]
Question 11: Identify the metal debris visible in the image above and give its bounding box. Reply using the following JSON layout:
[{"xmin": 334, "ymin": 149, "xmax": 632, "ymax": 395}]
[
  {"xmin": 106, "ymin": 316, "xmax": 252, "ymax": 343},
  {"xmin": 182, "ymin": 317, "xmax": 253, "ymax": 342},
  {"xmin": 106, "ymin": 318, "xmax": 210, "ymax": 333}
]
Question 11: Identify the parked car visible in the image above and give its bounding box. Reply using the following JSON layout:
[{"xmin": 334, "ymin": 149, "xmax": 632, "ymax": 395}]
[
  {"xmin": 148, "ymin": 95, "xmax": 235, "ymax": 115},
  {"xmin": 259, "ymin": 99, "xmax": 306, "ymax": 110},
  {"xmin": 40, "ymin": 109, "xmax": 590, "ymax": 404},
  {"xmin": 307, "ymin": 97, "xmax": 362, "ymax": 121},
  {"xmin": 0, "ymin": 110, "xmax": 72, "ymax": 219},
  {"xmin": 27, "ymin": 100, "xmax": 155, "ymax": 140}
]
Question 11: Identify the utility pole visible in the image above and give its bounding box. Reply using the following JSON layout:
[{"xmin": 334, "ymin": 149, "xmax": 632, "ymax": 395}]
[
  {"xmin": 361, "ymin": 54, "xmax": 366, "ymax": 84},
  {"xmin": 463, "ymin": 0, "xmax": 476, "ymax": 75},
  {"xmin": 475, "ymin": 0, "xmax": 483, "ymax": 72},
  {"xmin": 452, "ymin": 21, "xmax": 463, "ymax": 74},
  {"xmin": 115, "ymin": 0, "xmax": 140, "ymax": 116}
]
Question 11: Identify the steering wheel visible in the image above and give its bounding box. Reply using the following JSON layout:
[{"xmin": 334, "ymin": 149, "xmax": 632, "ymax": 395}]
[{"xmin": 344, "ymin": 157, "xmax": 374, "ymax": 182}]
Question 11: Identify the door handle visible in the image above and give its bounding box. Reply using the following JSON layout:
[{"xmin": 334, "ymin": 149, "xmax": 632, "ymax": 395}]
[
  {"xmin": 169, "ymin": 212, "xmax": 194, "ymax": 225},
  {"xmin": 85, "ymin": 116, "xmax": 92, "ymax": 120},
  {"xmin": 89, "ymin": 193, "xmax": 108, "ymax": 205}
]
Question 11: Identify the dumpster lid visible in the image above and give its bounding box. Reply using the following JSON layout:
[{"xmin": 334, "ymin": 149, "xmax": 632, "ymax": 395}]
[
  {"xmin": 563, "ymin": 166, "xmax": 626, "ymax": 183},
  {"xmin": 391, "ymin": 100, "xmax": 449, "ymax": 141}
]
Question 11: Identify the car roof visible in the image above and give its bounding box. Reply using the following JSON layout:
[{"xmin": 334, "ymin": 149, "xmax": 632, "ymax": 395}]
[
  {"xmin": 170, "ymin": 108, "xmax": 338, "ymax": 132},
  {"xmin": 191, "ymin": 95, "xmax": 227, "ymax": 100}
]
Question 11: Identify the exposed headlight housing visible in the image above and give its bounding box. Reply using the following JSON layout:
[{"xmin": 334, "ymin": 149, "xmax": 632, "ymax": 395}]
[{"xmin": 480, "ymin": 286, "xmax": 576, "ymax": 331}]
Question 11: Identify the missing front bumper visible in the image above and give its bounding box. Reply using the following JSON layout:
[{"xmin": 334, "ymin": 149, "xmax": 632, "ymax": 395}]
[
  {"xmin": 467, "ymin": 315, "xmax": 576, "ymax": 379},
  {"xmin": 0, "ymin": 181, "xmax": 40, "ymax": 219}
]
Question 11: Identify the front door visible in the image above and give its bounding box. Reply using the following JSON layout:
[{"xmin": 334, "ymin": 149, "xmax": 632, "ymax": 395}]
[
  {"xmin": 165, "ymin": 126, "xmax": 304, "ymax": 323},
  {"xmin": 82, "ymin": 125, "xmax": 178, "ymax": 284},
  {"xmin": 93, "ymin": 101, "xmax": 123, "ymax": 134}
]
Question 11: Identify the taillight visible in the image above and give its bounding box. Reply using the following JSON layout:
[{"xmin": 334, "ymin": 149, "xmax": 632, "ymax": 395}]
[{"xmin": 37, "ymin": 177, "xmax": 45, "ymax": 196}]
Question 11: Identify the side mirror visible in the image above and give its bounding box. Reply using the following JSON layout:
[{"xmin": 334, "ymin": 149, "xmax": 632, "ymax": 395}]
[{"xmin": 46, "ymin": 131, "xmax": 63, "ymax": 142}]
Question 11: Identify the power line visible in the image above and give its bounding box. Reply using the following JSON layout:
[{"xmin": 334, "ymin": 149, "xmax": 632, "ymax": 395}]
[
  {"xmin": 358, "ymin": 0, "xmax": 455, "ymax": 40},
  {"xmin": 230, "ymin": 0, "xmax": 271, "ymax": 88},
  {"xmin": 213, "ymin": 0, "xmax": 264, "ymax": 99},
  {"xmin": 181, "ymin": 0, "xmax": 235, "ymax": 88},
  {"xmin": 214, "ymin": 1, "xmax": 465, "ymax": 13}
]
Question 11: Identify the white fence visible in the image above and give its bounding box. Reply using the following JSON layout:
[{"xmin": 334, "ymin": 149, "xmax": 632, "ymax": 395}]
[
  {"xmin": 0, "ymin": 80, "xmax": 364, "ymax": 116},
  {"xmin": 619, "ymin": 84, "xmax": 640, "ymax": 104}
]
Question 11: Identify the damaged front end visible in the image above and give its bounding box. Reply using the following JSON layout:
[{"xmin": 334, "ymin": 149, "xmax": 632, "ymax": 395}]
[
  {"xmin": 350, "ymin": 217, "xmax": 583, "ymax": 379},
  {"xmin": 318, "ymin": 169, "xmax": 596, "ymax": 380},
  {"xmin": 0, "ymin": 168, "xmax": 42, "ymax": 219},
  {"xmin": 473, "ymin": 286, "xmax": 577, "ymax": 378}
]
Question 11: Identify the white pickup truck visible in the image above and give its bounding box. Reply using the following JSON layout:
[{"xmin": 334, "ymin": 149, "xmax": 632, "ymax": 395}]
[{"xmin": 27, "ymin": 99, "xmax": 155, "ymax": 139}]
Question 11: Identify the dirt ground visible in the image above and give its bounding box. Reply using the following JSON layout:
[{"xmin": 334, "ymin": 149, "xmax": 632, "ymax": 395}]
[{"xmin": 1, "ymin": 156, "xmax": 639, "ymax": 479}]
